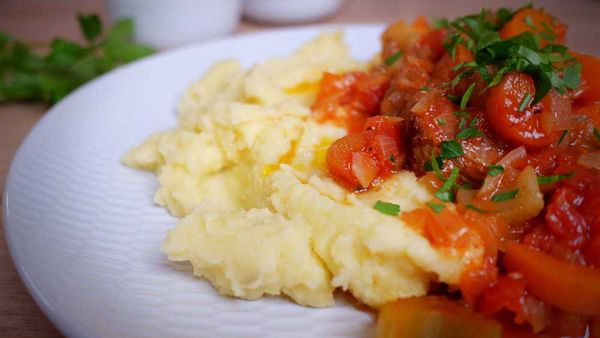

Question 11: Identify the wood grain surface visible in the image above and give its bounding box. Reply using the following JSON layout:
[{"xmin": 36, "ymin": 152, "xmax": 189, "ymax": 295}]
[{"xmin": 1, "ymin": 0, "xmax": 598, "ymax": 337}]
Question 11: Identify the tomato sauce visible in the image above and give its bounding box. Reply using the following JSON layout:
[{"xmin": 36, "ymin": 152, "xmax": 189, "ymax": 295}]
[{"xmin": 312, "ymin": 6, "xmax": 600, "ymax": 337}]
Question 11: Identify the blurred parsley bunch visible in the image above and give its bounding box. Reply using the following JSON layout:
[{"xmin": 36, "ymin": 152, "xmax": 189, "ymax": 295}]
[{"xmin": 0, "ymin": 14, "xmax": 154, "ymax": 105}]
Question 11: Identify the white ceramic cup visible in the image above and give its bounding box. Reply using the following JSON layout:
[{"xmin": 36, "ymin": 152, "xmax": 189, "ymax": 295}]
[
  {"xmin": 107, "ymin": 0, "xmax": 242, "ymax": 49},
  {"xmin": 243, "ymin": 0, "xmax": 345, "ymax": 24}
]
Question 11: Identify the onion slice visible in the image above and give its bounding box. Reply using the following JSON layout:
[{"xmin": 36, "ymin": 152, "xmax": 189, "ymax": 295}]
[
  {"xmin": 577, "ymin": 152, "xmax": 600, "ymax": 170},
  {"xmin": 351, "ymin": 152, "xmax": 378, "ymax": 188}
]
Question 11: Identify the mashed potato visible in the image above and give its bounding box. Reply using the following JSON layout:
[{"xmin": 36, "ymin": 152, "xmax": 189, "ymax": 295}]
[{"xmin": 124, "ymin": 32, "xmax": 483, "ymax": 308}]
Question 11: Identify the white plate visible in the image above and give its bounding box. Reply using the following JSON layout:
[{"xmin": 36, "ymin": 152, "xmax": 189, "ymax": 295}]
[{"xmin": 4, "ymin": 25, "xmax": 383, "ymax": 338}]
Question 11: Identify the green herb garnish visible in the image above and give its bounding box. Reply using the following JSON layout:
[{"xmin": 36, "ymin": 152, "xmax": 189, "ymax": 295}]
[
  {"xmin": 460, "ymin": 83, "xmax": 476, "ymax": 109},
  {"xmin": 456, "ymin": 126, "xmax": 483, "ymax": 139},
  {"xmin": 537, "ymin": 172, "xmax": 574, "ymax": 185},
  {"xmin": 439, "ymin": 7, "xmax": 581, "ymax": 105},
  {"xmin": 427, "ymin": 202, "xmax": 445, "ymax": 213},
  {"xmin": 487, "ymin": 164, "xmax": 504, "ymax": 177},
  {"xmin": 557, "ymin": 129, "xmax": 569, "ymax": 145},
  {"xmin": 437, "ymin": 118, "xmax": 447, "ymax": 125},
  {"xmin": 385, "ymin": 51, "xmax": 404, "ymax": 66},
  {"xmin": 424, "ymin": 152, "xmax": 445, "ymax": 180},
  {"xmin": 466, "ymin": 204, "xmax": 495, "ymax": 213},
  {"xmin": 518, "ymin": 92, "xmax": 533, "ymax": 112},
  {"xmin": 440, "ymin": 140, "xmax": 464, "ymax": 159},
  {"xmin": 435, "ymin": 167, "xmax": 460, "ymax": 202},
  {"xmin": 389, "ymin": 154, "xmax": 397, "ymax": 163},
  {"xmin": 594, "ymin": 128, "xmax": 600, "ymax": 142},
  {"xmin": 374, "ymin": 200, "xmax": 401, "ymax": 215},
  {"xmin": 491, "ymin": 189, "xmax": 519, "ymax": 202},
  {"xmin": 453, "ymin": 111, "xmax": 470, "ymax": 117},
  {"xmin": 447, "ymin": 94, "xmax": 460, "ymax": 102},
  {"xmin": 524, "ymin": 15, "xmax": 535, "ymax": 27},
  {"xmin": 0, "ymin": 14, "xmax": 154, "ymax": 104},
  {"xmin": 420, "ymin": 85, "xmax": 430, "ymax": 92}
]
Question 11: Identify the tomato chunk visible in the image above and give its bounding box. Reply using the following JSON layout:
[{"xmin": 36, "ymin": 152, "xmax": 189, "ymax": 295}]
[
  {"xmin": 486, "ymin": 72, "xmax": 552, "ymax": 148},
  {"xmin": 312, "ymin": 71, "xmax": 389, "ymax": 133},
  {"xmin": 545, "ymin": 187, "xmax": 590, "ymax": 250},
  {"xmin": 574, "ymin": 54, "xmax": 600, "ymax": 104},
  {"xmin": 326, "ymin": 134, "xmax": 369, "ymax": 190},
  {"xmin": 504, "ymin": 242, "xmax": 600, "ymax": 316},
  {"xmin": 500, "ymin": 8, "xmax": 566, "ymax": 46},
  {"xmin": 325, "ymin": 116, "xmax": 405, "ymax": 190},
  {"xmin": 480, "ymin": 276, "xmax": 528, "ymax": 322}
]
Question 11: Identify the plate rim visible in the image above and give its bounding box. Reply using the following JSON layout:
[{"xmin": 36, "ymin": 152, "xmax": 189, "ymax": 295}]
[{"xmin": 3, "ymin": 23, "xmax": 386, "ymax": 337}]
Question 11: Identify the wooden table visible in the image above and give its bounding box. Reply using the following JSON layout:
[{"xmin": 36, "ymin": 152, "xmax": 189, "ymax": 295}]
[{"xmin": 1, "ymin": 0, "xmax": 598, "ymax": 336}]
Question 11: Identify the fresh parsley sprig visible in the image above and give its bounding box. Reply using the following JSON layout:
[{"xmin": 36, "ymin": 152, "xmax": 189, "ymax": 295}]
[
  {"xmin": 0, "ymin": 14, "xmax": 154, "ymax": 105},
  {"xmin": 439, "ymin": 6, "xmax": 581, "ymax": 105},
  {"xmin": 374, "ymin": 200, "xmax": 401, "ymax": 215}
]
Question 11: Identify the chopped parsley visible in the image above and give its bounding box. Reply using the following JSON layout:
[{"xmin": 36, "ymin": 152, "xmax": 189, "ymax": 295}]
[
  {"xmin": 385, "ymin": 51, "xmax": 404, "ymax": 66},
  {"xmin": 437, "ymin": 118, "xmax": 447, "ymax": 125},
  {"xmin": 389, "ymin": 154, "xmax": 397, "ymax": 163},
  {"xmin": 427, "ymin": 201, "xmax": 445, "ymax": 213},
  {"xmin": 456, "ymin": 126, "xmax": 483, "ymax": 139},
  {"xmin": 424, "ymin": 153, "xmax": 445, "ymax": 180},
  {"xmin": 537, "ymin": 172, "xmax": 574, "ymax": 185},
  {"xmin": 524, "ymin": 15, "xmax": 535, "ymax": 27},
  {"xmin": 438, "ymin": 6, "xmax": 581, "ymax": 104},
  {"xmin": 460, "ymin": 83, "xmax": 476, "ymax": 109},
  {"xmin": 435, "ymin": 167, "xmax": 460, "ymax": 202},
  {"xmin": 466, "ymin": 204, "xmax": 496, "ymax": 213},
  {"xmin": 557, "ymin": 129, "xmax": 569, "ymax": 145},
  {"xmin": 594, "ymin": 128, "xmax": 600, "ymax": 142},
  {"xmin": 491, "ymin": 189, "xmax": 519, "ymax": 202},
  {"xmin": 420, "ymin": 85, "xmax": 430, "ymax": 92},
  {"xmin": 487, "ymin": 164, "xmax": 504, "ymax": 177},
  {"xmin": 518, "ymin": 92, "xmax": 533, "ymax": 112},
  {"xmin": 440, "ymin": 140, "xmax": 464, "ymax": 159},
  {"xmin": 374, "ymin": 200, "xmax": 401, "ymax": 215},
  {"xmin": 447, "ymin": 94, "xmax": 460, "ymax": 102},
  {"xmin": 453, "ymin": 111, "xmax": 470, "ymax": 118}
]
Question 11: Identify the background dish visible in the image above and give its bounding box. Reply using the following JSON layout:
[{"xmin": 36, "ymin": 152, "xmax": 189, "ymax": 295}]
[{"xmin": 4, "ymin": 25, "xmax": 382, "ymax": 338}]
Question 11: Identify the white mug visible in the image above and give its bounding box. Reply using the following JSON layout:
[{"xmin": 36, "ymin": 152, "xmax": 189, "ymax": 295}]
[{"xmin": 107, "ymin": 0, "xmax": 243, "ymax": 49}]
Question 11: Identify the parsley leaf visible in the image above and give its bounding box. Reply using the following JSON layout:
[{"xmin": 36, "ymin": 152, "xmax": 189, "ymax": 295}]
[
  {"xmin": 435, "ymin": 167, "xmax": 460, "ymax": 202},
  {"xmin": 0, "ymin": 14, "xmax": 154, "ymax": 105},
  {"xmin": 385, "ymin": 51, "xmax": 404, "ymax": 66},
  {"xmin": 557, "ymin": 129, "xmax": 568, "ymax": 145},
  {"xmin": 563, "ymin": 62, "xmax": 582, "ymax": 89},
  {"xmin": 374, "ymin": 200, "xmax": 401, "ymax": 216},
  {"xmin": 441, "ymin": 7, "xmax": 581, "ymax": 105},
  {"xmin": 487, "ymin": 164, "xmax": 504, "ymax": 177},
  {"xmin": 456, "ymin": 127, "xmax": 483, "ymax": 139},
  {"xmin": 437, "ymin": 118, "xmax": 447, "ymax": 125},
  {"xmin": 427, "ymin": 202, "xmax": 445, "ymax": 213},
  {"xmin": 466, "ymin": 204, "xmax": 496, "ymax": 213},
  {"xmin": 78, "ymin": 14, "xmax": 102, "ymax": 43},
  {"xmin": 447, "ymin": 94, "xmax": 460, "ymax": 102},
  {"xmin": 460, "ymin": 82, "xmax": 476, "ymax": 109},
  {"xmin": 453, "ymin": 111, "xmax": 470, "ymax": 117},
  {"xmin": 440, "ymin": 140, "xmax": 464, "ymax": 159},
  {"xmin": 537, "ymin": 172, "xmax": 574, "ymax": 185},
  {"xmin": 518, "ymin": 92, "xmax": 533, "ymax": 112},
  {"xmin": 594, "ymin": 128, "xmax": 600, "ymax": 142},
  {"xmin": 424, "ymin": 153, "xmax": 445, "ymax": 180},
  {"xmin": 491, "ymin": 189, "xmax": 519, "ymax": 202}
]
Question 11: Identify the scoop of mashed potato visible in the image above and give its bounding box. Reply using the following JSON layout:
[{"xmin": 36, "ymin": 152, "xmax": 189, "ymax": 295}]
[{"xmin": 124, "ymin": 32, "xmax": 483, "ymax": 308}]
